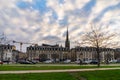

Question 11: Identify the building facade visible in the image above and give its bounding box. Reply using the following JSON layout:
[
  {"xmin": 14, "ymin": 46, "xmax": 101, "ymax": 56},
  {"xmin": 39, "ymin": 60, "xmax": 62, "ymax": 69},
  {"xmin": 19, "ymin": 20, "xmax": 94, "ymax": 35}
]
[
  {"xmin": 71, "ymin": 46, "xmax": 115, "ymax": 62},
  {"xmin": 12, "ymin": 50, "xmax": 27, "ymax": 62},
  {"xmin": 27, "ymin": 44, "xmax": 70, "ymax": 61},
  {"xmin": 0, "ymin": 44, "xmax": 16, "ymax": 61},
  {"xmin": 26, "ymin": 27, "xmax": 115, "ymax": 62}
]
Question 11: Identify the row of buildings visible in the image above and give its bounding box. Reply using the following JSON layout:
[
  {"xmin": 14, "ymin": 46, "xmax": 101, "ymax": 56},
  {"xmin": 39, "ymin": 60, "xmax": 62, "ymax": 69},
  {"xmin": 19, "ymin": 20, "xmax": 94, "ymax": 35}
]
[
  {"xmin": 0, "ymin": 28, "xmax": 120, "ymax": 62},
  {"xmin": 27, "ymin": 28, "xmax": 116, "ymax": 62},
  {"xmin": 0, "ymin": 44, "xmax": 26, "ymax": 62},
  {"xmin": 26, "ymin": 43, "xmax": 115, "ymax": 62}
]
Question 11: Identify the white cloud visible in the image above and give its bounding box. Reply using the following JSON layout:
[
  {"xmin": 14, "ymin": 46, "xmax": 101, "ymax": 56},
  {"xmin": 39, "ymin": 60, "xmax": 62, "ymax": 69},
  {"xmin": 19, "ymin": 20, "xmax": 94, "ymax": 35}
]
[
  {"xmin": 89, "ymin": 0, "xmax": 119, "ymax": 22},
  {"xmin": 0, "ymin": 0, "xmax": 120, "ymax": 51}
]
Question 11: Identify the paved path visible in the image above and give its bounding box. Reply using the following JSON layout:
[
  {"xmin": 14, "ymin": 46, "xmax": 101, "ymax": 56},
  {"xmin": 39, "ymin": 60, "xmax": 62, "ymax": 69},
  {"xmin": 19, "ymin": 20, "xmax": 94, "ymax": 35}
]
[{"xmin": 0, "ymin": 68, "xmax": 120, "ymax": 74}]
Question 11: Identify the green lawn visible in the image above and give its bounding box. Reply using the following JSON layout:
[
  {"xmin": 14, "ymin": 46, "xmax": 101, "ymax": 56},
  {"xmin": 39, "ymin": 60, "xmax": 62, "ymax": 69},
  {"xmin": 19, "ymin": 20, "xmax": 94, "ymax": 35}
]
[
  {"xmin": 0, "ymin": 65, "xmax": 96, "ymax": 71},
  {"xmin": 0, "ymin": 65, "xmax": 120, "ymax": 71},
  {"xmin": 76, "ymin": 70, "xmax": 120, "ymax": 80},
  {"xmin": 0, "ymin": 64, "xmax": 120, "ymax": 71},
  {"xmin": 0, "ymin": 73, "xmax": 76, "ymax": 80},
  {"xmin": 0, "ymin": 70, "xmax": 120, "ymax": 80}
]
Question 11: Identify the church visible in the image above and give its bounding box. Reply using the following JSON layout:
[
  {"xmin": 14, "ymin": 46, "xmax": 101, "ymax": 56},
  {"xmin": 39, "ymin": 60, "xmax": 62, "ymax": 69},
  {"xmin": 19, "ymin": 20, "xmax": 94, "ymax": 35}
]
[
  {"xmin": 27, "ymin": 27, "xmax": 71, "ymax": 62},
  {"xmin": 26, "ymin": 27, "xmax": 115, "ymax": 62}
]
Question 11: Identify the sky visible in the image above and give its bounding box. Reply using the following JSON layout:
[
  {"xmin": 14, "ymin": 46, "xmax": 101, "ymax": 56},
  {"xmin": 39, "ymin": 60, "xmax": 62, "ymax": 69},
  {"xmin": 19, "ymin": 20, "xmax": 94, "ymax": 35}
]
[{"xmin": 0, "ymin": 0, "xmax": 120, "ymax": 51}]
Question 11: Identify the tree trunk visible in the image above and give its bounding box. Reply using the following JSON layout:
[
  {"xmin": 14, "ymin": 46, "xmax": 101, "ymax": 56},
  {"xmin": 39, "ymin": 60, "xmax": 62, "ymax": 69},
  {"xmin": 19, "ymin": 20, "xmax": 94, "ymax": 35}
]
[{"xmin": 96, "ymin": 47, "xmax": 100, "ymax": 67}]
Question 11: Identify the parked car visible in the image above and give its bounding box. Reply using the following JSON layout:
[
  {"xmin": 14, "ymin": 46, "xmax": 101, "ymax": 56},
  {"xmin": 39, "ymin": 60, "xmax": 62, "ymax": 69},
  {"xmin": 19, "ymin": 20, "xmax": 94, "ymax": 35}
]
[
  {"xmin": 2, "ymin": 60, "xmax": 10, "ymax": 63},
  {"xmin": 109, "ymin": 59, "xmax": 117, "ymax": 63},
  {"xmin": 75, "ymin": 60, "xmax": 91, "ymax": 64},
  {"xmin": 43, "ymin": 59, "xmax": 53, "ymax": 63},
  {"xmin": 0, "ymin": 61, "xmax": 3, "ymax": 64},
  {"xmin": 63, "ymin": 59, "xmax": 71, "ymax": 63},
  {"xmin": 18, "ymin": 60, "xmax": 32, "ymax": 64},
  {"xmin": 116, "ymin": 60, "xmax": 120, "ymax": 63},
  {"xmin": 29, "ymin": 60, "xmax": 39, "ymax": 64},
  {"xmin": 90, "ymin": 60, "xmax": 98, "ymax": 64},
  {"xmin": 84, "ymin": 60, "xmax": 92, "ymax": 64},
  {"xmin": 75, "ymin": 60, "xmax": 80, "ymax": 64},
  {"xmin": 75, "ymin": 60, "xmax": 83, "ymax": 64},
  {"xmin": 2, "ymin": 60, "xmax": 11, "ymax": 64}
]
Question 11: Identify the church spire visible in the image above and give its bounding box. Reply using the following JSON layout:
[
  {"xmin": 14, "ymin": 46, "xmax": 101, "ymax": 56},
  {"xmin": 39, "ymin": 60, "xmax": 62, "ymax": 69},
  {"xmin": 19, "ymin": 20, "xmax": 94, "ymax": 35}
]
[{"xmin": 65, "ymin": 26, "xmax": 70, "ymax": 49}]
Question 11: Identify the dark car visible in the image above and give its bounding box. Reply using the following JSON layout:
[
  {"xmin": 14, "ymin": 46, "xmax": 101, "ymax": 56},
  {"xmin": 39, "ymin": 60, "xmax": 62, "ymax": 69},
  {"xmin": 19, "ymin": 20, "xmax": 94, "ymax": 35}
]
[
  {"xmin": 2, "ymin": 60, "xmax": 10, "ymax": 64},
  {"xmin": 90, "ymin": 60, "xmax": 98, "ymax": 64},
  {"xmin": 18, "ymin": 60, "xmax": 32, "ymax": 64},
  {"xmin": 29, "ymin": 60, "xmax": 39, "ymax": 64}
]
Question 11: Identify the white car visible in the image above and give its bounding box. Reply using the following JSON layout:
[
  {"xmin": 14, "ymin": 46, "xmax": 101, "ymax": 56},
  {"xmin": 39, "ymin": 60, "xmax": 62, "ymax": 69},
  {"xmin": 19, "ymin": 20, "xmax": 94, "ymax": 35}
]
[
  {"xmin": 109, "ymin": 60, "xmax": 117, "ymax": 63},
  {"xmin": 44, "ymin": 60, "xmax": 53, "ymax": 63},
  {"xmin": 75, "ymin": 60, "xmax": 80, "ymax": 64},
  {"xmin": 63, "ymin": 59, "xmax": 71, "ymax": 63},
  {"xmin": 84, "ymin": 60, "xmax": 92, "ymax": 64}
]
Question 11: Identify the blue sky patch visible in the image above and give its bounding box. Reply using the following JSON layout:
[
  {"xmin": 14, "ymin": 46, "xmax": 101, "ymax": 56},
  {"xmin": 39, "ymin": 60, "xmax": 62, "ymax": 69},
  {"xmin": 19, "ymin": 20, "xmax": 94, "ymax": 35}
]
[
  {"xmin": 81, "ymin": 0, "xmax": 96, "ymax": 17},
  {"xmin": 16, "ymin": 1, "xmax": 30, "ymax": 9},
  {"xmin": 93, "ymin": 2, "xmax": 120, "ymax": 22}
]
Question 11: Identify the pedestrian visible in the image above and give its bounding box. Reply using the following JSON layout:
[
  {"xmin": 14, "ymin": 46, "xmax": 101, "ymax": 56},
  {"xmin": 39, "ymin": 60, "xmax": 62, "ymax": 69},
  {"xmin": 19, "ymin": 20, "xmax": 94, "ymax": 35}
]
[{"xmin": 79, "ymin": 59, "xmax": 82, "ymax": 65}]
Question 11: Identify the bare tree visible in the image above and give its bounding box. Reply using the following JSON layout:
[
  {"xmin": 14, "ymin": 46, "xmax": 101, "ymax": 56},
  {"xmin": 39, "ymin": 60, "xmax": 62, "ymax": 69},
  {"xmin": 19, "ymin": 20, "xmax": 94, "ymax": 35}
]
[
  {"xmin": 51, "ymin": 54, "xmax": 59, "ymax": 62},
  {"xmin": 105, "ymin": 53, "xmax": 113, "ymax": 64},
  {"xmin": 81, "ymin": 24, "xmax": 117, "ymax": 67}
]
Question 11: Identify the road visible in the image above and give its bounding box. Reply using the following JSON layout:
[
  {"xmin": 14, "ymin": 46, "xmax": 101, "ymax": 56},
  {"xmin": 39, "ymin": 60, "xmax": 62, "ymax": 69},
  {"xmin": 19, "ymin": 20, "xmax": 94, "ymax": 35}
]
[{"xmin": 0, "ymin": 68, "xmax": 120, "ymax": 74}]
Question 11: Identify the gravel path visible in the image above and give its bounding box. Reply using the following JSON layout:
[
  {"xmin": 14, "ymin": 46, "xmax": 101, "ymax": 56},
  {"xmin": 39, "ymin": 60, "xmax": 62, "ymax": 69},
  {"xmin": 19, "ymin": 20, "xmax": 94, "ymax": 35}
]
[{"xmin": 0, "ymin": 68, "xmax": 120, "ymax": 74}]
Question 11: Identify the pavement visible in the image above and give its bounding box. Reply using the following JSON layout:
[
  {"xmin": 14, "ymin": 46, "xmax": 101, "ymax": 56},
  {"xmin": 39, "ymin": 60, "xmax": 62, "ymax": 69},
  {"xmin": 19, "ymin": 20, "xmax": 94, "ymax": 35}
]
[{"xmin": 0, "ymin": 68, "xmax": 120, "ymax": 74}]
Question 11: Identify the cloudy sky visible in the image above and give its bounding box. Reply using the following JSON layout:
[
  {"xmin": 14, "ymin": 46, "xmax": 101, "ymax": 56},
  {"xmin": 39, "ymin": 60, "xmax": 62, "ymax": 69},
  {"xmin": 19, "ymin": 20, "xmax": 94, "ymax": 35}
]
[{"xmin": 0, "ymin": 0, "xmax": 120, "ymax": 51}]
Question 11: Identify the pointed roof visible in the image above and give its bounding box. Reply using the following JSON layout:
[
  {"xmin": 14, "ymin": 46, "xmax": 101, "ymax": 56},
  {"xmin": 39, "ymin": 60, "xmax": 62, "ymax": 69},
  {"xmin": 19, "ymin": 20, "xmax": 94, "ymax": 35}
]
[
  {"xmin": 65, "ymin": 26, "xmax": 70, "ymax": 49},
  {"xmin": 66, "ymin": 26, "xmax": 69, "ymax": 41}
]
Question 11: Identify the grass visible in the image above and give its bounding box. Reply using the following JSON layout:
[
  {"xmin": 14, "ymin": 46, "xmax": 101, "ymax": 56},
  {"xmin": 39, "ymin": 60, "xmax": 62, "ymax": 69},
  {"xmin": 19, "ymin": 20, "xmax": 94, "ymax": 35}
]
[
  {"xmin": 0, "ymin": 70, "xmax": 120, "ymax": 80},
  {"xmin": 0, "ymin": 64, "xmax": 120, "ymax": 71},
  {"xmin": 76, "ymin": 69, "xmax": 120, "ymax": 80},
  {"xmin": 0, "ymin": 65, "xmax": 96, "ymax": 71},
  {"xmin": 0, "ymin": 73, "xmax": 76, "ymax": 80}
]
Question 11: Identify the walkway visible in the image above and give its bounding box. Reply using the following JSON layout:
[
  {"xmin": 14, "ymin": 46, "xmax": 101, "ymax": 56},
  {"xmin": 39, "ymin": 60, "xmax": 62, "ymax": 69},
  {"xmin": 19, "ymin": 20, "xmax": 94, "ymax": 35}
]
[{"xmin": 0, "ymin": 68, "xmax": 120, "ymax": 74}]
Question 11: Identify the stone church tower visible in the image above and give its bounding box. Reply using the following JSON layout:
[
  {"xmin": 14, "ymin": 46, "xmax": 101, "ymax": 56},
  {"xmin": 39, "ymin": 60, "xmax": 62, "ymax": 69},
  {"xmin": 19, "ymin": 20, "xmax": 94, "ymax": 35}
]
[{"xmin": 65, "ymin": 26, "xmax": 70, "ymax": 49}]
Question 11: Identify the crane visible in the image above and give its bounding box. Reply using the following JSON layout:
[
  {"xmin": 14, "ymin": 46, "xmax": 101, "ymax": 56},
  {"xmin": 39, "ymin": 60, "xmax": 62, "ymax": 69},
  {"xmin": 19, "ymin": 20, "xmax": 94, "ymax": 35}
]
[{"xmin": 13, "ymin": 40, "xmax": 38, "ymax": 52}]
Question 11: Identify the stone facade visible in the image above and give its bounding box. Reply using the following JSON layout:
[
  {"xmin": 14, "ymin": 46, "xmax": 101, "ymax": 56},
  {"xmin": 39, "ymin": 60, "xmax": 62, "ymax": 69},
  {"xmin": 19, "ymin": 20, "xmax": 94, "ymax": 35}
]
[
  {"xmin": 71, "ymin": 46, "xmax": 115, "ymax": 62},
  {"xmin": 12, "ymin": 50, "xmax": 27, "ymax": 62},
  {"xmin": 0, "ymin": 44, "xmax": 15, "ymax": 61},
  {"xmin": 27, "ymin": 44, "xmax": 70, "ymax": 61},
  {"xmin": 26, "ymin": 27, "xmax": 115, "ymax": 62},
  {"xmin": 27, "ymin": 45, "xmax": 115, "ymax": 62}
]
